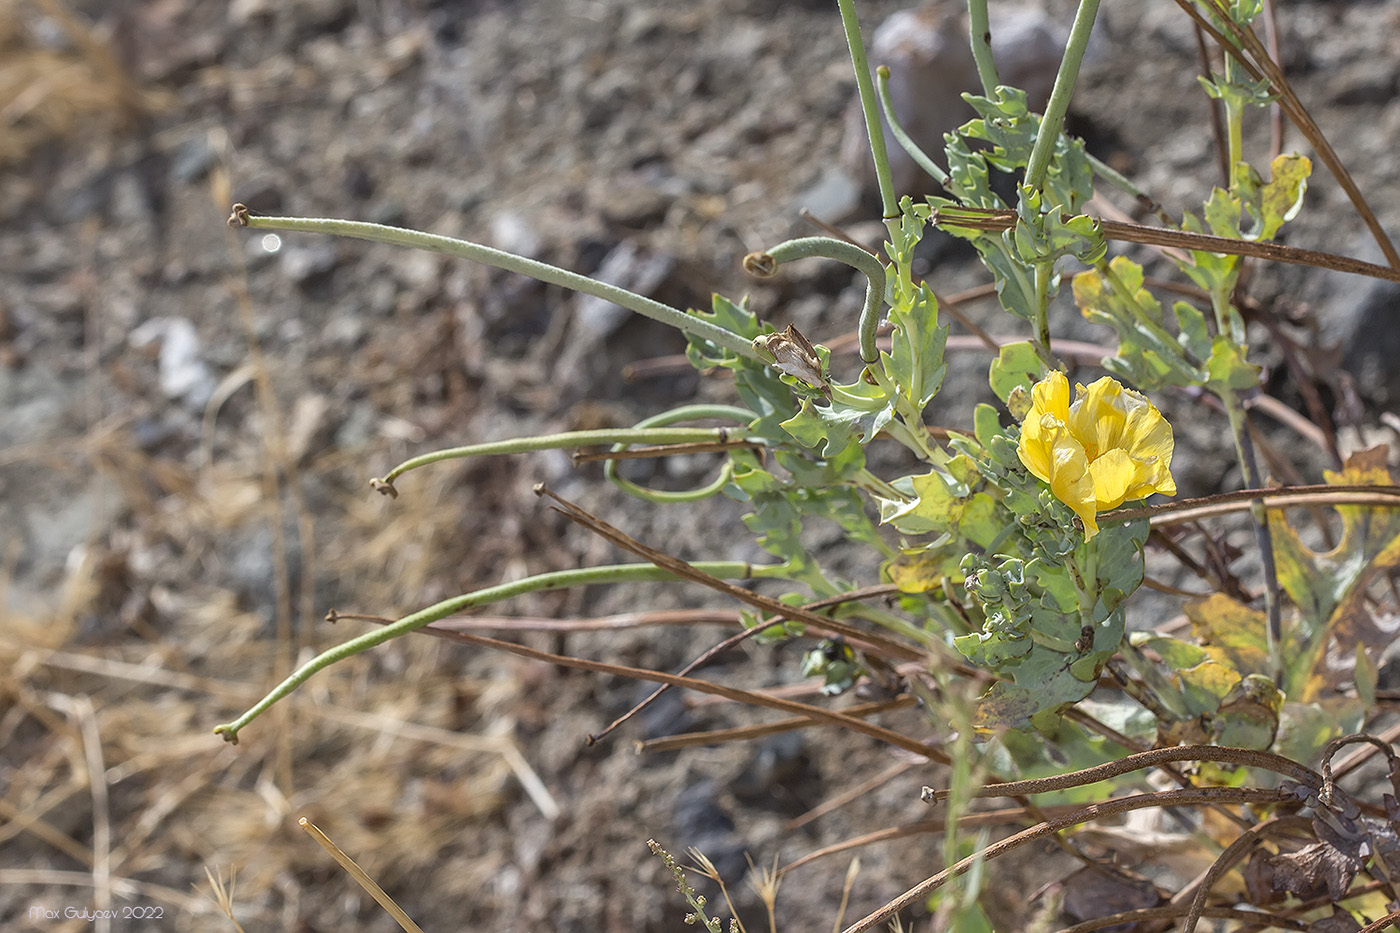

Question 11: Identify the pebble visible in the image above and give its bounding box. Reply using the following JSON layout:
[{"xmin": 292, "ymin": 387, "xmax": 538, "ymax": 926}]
[{"xmin": 128, "ymin": 316, "xmax": 217, "ymax": 410}]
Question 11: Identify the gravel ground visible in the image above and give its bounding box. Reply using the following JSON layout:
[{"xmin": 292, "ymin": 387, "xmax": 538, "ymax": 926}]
[{"xmin": 3, "ymin": 0, "xmax": 1400, "ymax": 930}]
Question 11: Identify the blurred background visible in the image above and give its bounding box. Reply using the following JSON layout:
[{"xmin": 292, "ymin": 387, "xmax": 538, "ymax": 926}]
[{"xmin": 2, "ymin": 0, "xmax": 1398, "ymax": 929}]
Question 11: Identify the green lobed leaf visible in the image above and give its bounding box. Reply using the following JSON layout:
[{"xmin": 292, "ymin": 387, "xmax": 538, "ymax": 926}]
[
  {"xmin": 883, "ymin": 280, "xmax": 947, "ymax": 412},
  {"xmin": 988, "ymin": 341, "xmax": 1047, "ymax": 406},
  {"xmin": 1204, "ymin": 334, "xmax": 1261, "ymax": 392},
  {"xmin": 1012, "ymin": 186, "xmax": 1106, "ymax": 266},
  {"xmin": 1074, "ymin": 258, "xmax": 1208, "ymax": 391}
]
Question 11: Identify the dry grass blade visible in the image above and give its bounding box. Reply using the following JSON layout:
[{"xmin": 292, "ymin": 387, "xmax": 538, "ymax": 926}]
[
  {"xmin": 1103, "ymin": 483, "xmax": 1400, "ymax": 526},
  {"xmin": 202, "ymin": 866, "xmax": 245, "ymax": 933},
  {"xmin": 788, "ymin": 759, "xmax": 917, "ymax": 832},
  {"xmin": 921, "ymin": 744, "xmax": 1322, "ymax": 804},
  {"xmin": 299, "ymin": 818, "xmax": 425, "ymax": 933},
  {"xmin": 780, "ymin": 805, "xmax": 1084, "ymax": 877},
  {"xmin": 831, "ymin": 856, "xmax": 860, "ymax": 933},
  {"xmin": 590, "ymin": 583, "xmax": 901, "ymax": 745},
  {"xmin": 46, "ymin": 694, "xmax": 112, "ymax": 932},
  {"xmin": 572, "ymin": 438, "xmax": 759, "ymax": 463},
  {"xmin": 1057, "ymin": 905, "xmax": 1309, "ymax": 933}
]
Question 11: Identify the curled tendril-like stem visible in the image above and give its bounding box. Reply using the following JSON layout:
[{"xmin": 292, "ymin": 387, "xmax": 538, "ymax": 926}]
[
  {"xmin": 1320, "ymin": 732, "xmax": 1400, "ymax": 805},
  {"xmin": 744, "ymin": 236, "xmax": 887, "ymax": 364},
  {"xmin": 742, "ymin": 251, "xmax": 778, "ymax": 277}
]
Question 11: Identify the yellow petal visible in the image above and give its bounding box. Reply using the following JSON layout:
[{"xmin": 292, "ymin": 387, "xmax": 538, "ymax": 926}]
[
  {"xmin": 1018, "ymin": 371, "xmax": 1175, "ymax": 539},
  {"xmin": 1018, "ymin": 372, "xmax": 1071, "ymax": 486},
  {"xmin": 1070, "ymin": 376, "xmax": 1129, "ymax": 459},
  {"xmin": 1088, "ymin": 448, "xmax": 1147, "ymax": 511},
  {"xmin": 1041, "ymin": 421, "xmax": 1099, "ymax": 537}
]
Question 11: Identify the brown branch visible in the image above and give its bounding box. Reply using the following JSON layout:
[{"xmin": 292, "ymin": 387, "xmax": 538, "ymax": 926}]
[
  {"xmin": 932, "ymin": 207, "xmax": 1400, "ymax": 283},
  {"xmin": 841, "ymin": 786, "xmax": 1295, "ymax": 933}
]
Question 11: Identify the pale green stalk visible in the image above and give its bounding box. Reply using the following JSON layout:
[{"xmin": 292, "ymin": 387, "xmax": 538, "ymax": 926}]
[
  {"xmin": 967, "ymin": 0, "xmax": 1001, "ymax": 97},
  {"xmin": 1032, "ymin": 261, "xmax": 1057, "ymax": 371},
  {"xmin": 750, "ymin": 236, "xmax": 887, "ymax": 364},
  {"xmin": 213, "ymin": 560, "xmax": 765, "ymax": 743},
  {"xmin": 232, "ymin": 211, "xmax": 760, "ymax": 362},
  {"xmin": 845, "ymin": 602, "xmax": 939, "ymax": 650},
  {"xmin": 877, "ymin": 66, "xmax": 952, "ymax": 190},
  {"xmin": 374, "ymin": 427, "xmax": 754, "ymax": 490},
  {"xmin": 1222, "ymin": 50, "xmax": 1246, "ymax": 169},
  {"xmin": 1024, "ymin": 0, "xmax": 1102, "ymax": 193},
  {"xmin": 602, "ymin": 404, "xmax": 756, "ymax": 503},
  {"xmin": 1209, "ymin": 286, "xmax": 1283, "ymax": 684},
  {"xmin": 837, "ymin": 0, "xmax": 897, "ymax": 219}
]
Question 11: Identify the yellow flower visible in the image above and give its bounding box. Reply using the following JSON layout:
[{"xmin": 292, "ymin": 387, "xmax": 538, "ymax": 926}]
[{"xmin": 1017, "ymin": 372, "xmax": 1176, "ymax": 538}]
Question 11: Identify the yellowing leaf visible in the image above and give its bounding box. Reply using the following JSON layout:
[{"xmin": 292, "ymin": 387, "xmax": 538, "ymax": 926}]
[
  {"xmin": 1268, "ymin": 446, "xmax": 1400, "ymax": 700},
  {"xmin": 1185, "ymin": 593, "xmax": 1271, "ymax": 676}
]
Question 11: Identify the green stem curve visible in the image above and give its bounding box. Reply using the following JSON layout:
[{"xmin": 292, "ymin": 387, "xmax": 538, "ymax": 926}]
[
  {"xmin": 229, "ymin": 208, "xmax": 760, "ymax": 361},
  {"xmin": 213, "ymin": 560, "xmax": 766, "ymax": 743}
]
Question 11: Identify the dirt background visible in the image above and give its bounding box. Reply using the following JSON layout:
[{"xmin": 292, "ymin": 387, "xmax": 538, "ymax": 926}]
[{"xmin": 3, "ymin": 0, "xmax": 1399, "ymax": 930}]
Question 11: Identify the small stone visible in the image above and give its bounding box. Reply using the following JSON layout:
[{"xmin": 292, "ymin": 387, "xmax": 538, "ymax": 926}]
[
  {"xmin": 170, "ymin": 136, "xmax": 216, "ymax": 185},
  {"xmin": 286, "ymin": 394, "xmax": 333, "ymax": 465},
  {"xmin": 129, "ymin": 316, "xmax": 216, "ymax": 410}
]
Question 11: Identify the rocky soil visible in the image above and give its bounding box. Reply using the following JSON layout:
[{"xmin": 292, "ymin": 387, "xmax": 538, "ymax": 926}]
[{"xmin": 3, "ymin": 0, "xmax": 1399, "ymax": 930}]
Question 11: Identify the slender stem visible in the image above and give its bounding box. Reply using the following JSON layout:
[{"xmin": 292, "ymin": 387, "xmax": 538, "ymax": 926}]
[
  {"xmin": 1031, "ymin": 261, "xmax": 1057, "ymax": 371},
  {"xmin": 212, "ymin": 561, "xmax": 762, "ymax": 743},
  {"xmin": 967, "ymin": 0, "xmax": 1001, "ymax": 97},
  {"xmin": 845, "ymin": 603, "xmax": 939, "ymax": 650},
  {"xmin": 602, "ymin": 403, "xmax": 757, "ymax": 502},
  {"xmin": 876, "ymin": 66, "xmax": 951, "ymax": 190},
  {"xmin": 747, "ymin": 237, "xmax": 887, "ymax": 364},
  {"xmin": 227, "ymin": 206, "xmax": 760, "ymax": 361},
  {"xmin": 1220, "ymin": 390, "xmax": 1283, "ymax": 683},
  {"xmin": 1223, "ymin": 50, "xmax": 1246, "ymax": 170},
  {"xmin": 837, "ymin": 0, "xmax": 897, "ymax": 219},
  {"xmin": 934, "ymin": 206, "xmax": 1400, "ymax": 283},
  {"xmin": 1204, "ymin": 274, "xmax": 1282, "ymax": 683},
  {"xmin": 1024, "ymin": 0, "xmax": 1103, "ymax": 193},
  {"xmin": 1065, "ymin": 550, "xmax": 1099, "ymax": 639},
  {"xmin": 1086, "ymin": 152, "xmax": 1171, "ymax": 224},
  {"xmin": 371, "ymin": 427, "xmax": 751, "ymax": 493}
]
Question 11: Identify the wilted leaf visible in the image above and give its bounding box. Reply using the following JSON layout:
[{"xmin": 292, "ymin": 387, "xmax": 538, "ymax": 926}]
[
  {"xmin": 1264, "ymin": 841, "xmax": 1361, "ymax": 901},
  {"xmin": 1309, "ymin": 913, "xmax": 1363, "ymax": 933},
  {"xmin": 1060, "ymin": 865, "xmax": 1163, "ymax": 925},
  {"xmin": 1185, "ymin": 593, "xmax": 1271, "ymax": 674},
  {"xmin": 753, "ymin": 323, "xmax": 830, "ymax": 397}
]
